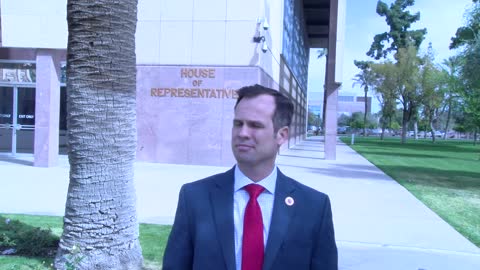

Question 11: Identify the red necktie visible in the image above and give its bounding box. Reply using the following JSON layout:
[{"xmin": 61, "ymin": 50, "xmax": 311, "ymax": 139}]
[{"xmin": 242, "ymin": 184, "xmax": 265, "ymax": 270}]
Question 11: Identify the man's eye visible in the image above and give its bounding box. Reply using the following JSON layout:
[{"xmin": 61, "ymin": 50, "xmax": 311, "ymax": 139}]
[{"xmin": 233, "ymin": 121, "xmax": 242, "ymax": 127}]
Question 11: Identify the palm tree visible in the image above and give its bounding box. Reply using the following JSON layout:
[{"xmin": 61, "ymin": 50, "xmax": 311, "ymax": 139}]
[
  {"xmin": 353, "ymin": 60, "xmax": 375, "ymax": 136},
  {"xmin": 55, "ymin": 0, "xmax": 143, "ymax": 269},
  {"xmin": 317, "ymin": 48, "xmax": 328, "ymax": 132},
  {"xmin": 317, "ymin": 48, "xmax": 327, "ymax": 59}
]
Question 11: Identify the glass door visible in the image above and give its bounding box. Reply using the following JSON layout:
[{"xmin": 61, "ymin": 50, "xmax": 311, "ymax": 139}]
[
  {"xmin": 0, "ymin": 85, "xmax": 35, "ymax": 155},
  {"xmin": 16, "ymin": 87, "xmax": 36, "ymax": 154},
  {"xmin": 0, "ymin": 87, "xmax": 14, "ymax": 153}
]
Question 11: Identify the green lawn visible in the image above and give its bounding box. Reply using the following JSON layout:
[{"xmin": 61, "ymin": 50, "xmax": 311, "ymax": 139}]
[
  {"xmin": 0, "ymin": 214, "xmax": 171, "ymax": 269},
  {"xmin": 341, "ymin": 136, "xmax": 480, "ymax": 247}
]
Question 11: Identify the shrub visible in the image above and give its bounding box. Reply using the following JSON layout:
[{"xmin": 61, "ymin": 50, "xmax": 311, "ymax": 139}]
[{"xmin": 0, "ymin": 216, "xmax": 59, "ymax": 257}]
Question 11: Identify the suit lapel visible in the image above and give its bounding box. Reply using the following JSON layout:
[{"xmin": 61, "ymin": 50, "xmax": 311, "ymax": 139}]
[
  {"xmin": 263, "ymin": 169, "xmax": 296, "ymax": 270},
  {"xmin": 210, "ymin": 167, "xmax": 236, "ymax": 270}
]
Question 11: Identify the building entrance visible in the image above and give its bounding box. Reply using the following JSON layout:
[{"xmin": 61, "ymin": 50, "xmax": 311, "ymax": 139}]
[{"xmin": 0, "ymin": 85, "xmax": 36, "ymax": 155}]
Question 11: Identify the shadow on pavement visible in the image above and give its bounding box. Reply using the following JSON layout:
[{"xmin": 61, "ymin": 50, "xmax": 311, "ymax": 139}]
[{"xmin": 0, "ymin": 155, "xmax": 34, "ymax": 166}]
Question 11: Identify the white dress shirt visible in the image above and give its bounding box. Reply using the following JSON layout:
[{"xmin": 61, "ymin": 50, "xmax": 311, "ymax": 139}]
[{"xmin": 233, "ymin": 165, "xmax": 277, "ymax": 270}]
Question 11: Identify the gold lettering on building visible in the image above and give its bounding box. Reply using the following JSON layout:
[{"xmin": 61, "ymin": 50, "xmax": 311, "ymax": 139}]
[
  {"xmin": 151, "ymin": 88, "xmax": 238, "ymax": 99},
  {"xmin": 180, "ymin": 68, "xmax": 216, "ymax": 78},
  {"xmin": 151, "ymin": 68, "xmax": 238, "ymax": 99}
]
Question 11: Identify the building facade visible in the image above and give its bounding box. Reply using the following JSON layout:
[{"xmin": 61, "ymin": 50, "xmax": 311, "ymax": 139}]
[
  {"xmin": 0, "ymin": 0, "xmax": 344, "ymax": 167},
  {"xmin": 308, "ymin": 91, "xmax": 373, "ymax": 118}
]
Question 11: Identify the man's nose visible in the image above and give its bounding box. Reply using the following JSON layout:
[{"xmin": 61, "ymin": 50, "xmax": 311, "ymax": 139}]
[{"xmin": 238, "ymin": 125, "xmax": 251, "ymax": 137}]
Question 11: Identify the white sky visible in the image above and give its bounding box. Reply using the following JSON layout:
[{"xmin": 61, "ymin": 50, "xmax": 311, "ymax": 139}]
[{"xmin": 307, "ymin": 0, "xmax": 473, "ymax": 99}]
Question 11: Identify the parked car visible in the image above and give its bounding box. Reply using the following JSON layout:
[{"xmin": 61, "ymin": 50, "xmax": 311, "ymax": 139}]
[
  {"xmin": 434, "ymin": 130, "xmax": 444, "ymax": 137},
  {"xmin": 337, "ymin": 126, "xmax": 349, "ymax": 134},
  {"xmin": 371, "ymin": 128, "xmax": 382, "ymax": 136}
]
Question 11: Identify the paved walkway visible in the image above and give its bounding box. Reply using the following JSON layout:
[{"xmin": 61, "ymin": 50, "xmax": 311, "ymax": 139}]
[{"xmin": 1, "ymin": 137, "xmax": 479, "ymax": 269}]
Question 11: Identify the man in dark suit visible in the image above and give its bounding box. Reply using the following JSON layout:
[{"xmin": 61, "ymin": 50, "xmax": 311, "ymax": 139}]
[{"xmin": 163, "ymin": 84, "xmax": 337, "ymax": 270}]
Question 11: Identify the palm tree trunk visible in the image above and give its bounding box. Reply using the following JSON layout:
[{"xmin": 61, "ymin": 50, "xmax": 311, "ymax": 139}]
[
  {"xmin": 413, "ymin": 121, "xmax": 418, "ymax": 140},
  {"xmin": 430, "ymin": 120, "xmax": 436, "ymax": 143},
  {"xmin": 443, "ymin": 99, "xmax": 452, "ymax": 140},
  {"xmin": 401, "ymin": 108, "xmax": 408, "ymax": 144},
  {"xmin": 474, "ymin": 128, "xmax": 478, "ymax": 146},
  {"xmin": 55, "ymin": 0, "xmax": 143, "ymax": 269},
  {"xmin": 363, "ymin": 88, "xmax": 368, "ymax": 137}
]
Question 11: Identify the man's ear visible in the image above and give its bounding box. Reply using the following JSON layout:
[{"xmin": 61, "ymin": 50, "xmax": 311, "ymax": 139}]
[{"xmin": 276, "ymin": 126, "xmax": 289, "ymax": 145}]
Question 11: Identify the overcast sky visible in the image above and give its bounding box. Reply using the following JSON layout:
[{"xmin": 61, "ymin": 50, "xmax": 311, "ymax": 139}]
[{"xmin": 307, "ymin": 0, "xmax": 474, "ymax": 96}]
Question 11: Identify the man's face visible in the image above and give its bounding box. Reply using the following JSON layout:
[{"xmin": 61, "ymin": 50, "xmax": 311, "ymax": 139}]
[{"xmin": 231, "ymin": 94, "xmax": 288, "ymax": 168}]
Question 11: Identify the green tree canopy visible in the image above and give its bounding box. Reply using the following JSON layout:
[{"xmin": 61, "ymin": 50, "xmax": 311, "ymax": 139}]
[
  {"xmin": 371, "ymin": 61, "xmax": 398, "ymax": 138},
  {"xmin": 450, "ymin": 0, "xmax": 480, "ymax": 144},
  {"xmin": 450, "ymin": 0, "xmax": 480, "ymax": 49},
  {"xmin": 419, "ymin": 44, "xmax": 445, "ymax": 142},
  {"xmin": 367, "ymin": 0, "xmax": 427, "ymax": 59},
  {"xmin": 460, "ymin": 39, "xmax": 480, "ymax": 131},
  {"xmin": 439, "ymin": 56, "xmax": 463, "ymax": 138}
]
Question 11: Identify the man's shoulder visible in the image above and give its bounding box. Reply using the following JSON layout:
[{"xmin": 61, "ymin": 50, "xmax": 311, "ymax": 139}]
[
  {"xmin": 280, "ymin": 172, "xmax": 330, "ymax": 201},
  {"xmin": 278, "ymin": 174, "xmax": 332, "ymax": 218},
  {"xmin": 182, "ymin": 167, "xmax": 234, "ymax": 191}
]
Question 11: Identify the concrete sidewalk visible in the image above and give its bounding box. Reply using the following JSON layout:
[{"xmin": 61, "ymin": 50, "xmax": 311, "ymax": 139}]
[{"xmin": 1, "ymin": 137, "xmax": 479, "ymax": 269}]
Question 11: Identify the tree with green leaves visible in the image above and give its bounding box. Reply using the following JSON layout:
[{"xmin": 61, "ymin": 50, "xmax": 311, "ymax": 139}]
[
  {"xmin": 371, "ymin": 61, "xmax": 398, "ymax": 140},
  {"xmin": 367, "ymin": 0, "xmax": 427, "ymax": 60},
  {"xmin": 308, "ymin": 110, "xmax": 322, "ymax": 131},
  {"xmin": 55, "ymin": 0, "xmax": 143, "ymax": 269},
  {"xmin": 394, "ymin": 45, "xmax": 423, "ymax": 143},
  {"xmin": 348, "ymin": 112, "xmax": 366, "ymax": 130},
  {"xmin": 459, "ymin": 40, "xmax": 480, "ymax": 145},
  {"xmin": 365, "ymin": 0, "xmax": 427, "ymax": 144},
  {"xmin": 440, "ymin": 56, "xmax": 463, "ymax": 139},
  {"xmin": 337, "ymin": 113, "xmax": 350, "ymax": 128},
  {"xmin": 450, "ymin": 0, "xmax": 480, "ymax": 49},
  {"xmin": 419, "ymin": 44, "xmax": 444, "ymax": 143},
  {"xmin": 353, "ymin": 60, "xmax": 375, "ymax": 137},
  {"xmin": 453, "ymin": 104, "xmax": 479, "ymax": 144},
  {"xmin": 451, "ymin": 0, "xmax": 480, "ymax": 146},
  {"xmin": 337, "ymin": 112, "xmax": 377, "ymax": 134}
]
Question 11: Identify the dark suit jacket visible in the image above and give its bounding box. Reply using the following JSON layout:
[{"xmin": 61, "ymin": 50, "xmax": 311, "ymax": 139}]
[{"xmin": 163, "ymin": 167, "xmax": 338, "ymax": 270}]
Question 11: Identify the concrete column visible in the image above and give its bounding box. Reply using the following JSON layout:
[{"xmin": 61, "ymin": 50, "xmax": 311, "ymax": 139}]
[
  {"xmin": 34, "ymin": 49, "xmax": 61, "ymax": 167},
  {"xmin": 324, "ymin": 82, "xmax": 340, "ymax": 160},
  {"xmin": 324, "ymin": 0, "xmax": 342, "ymax": 160}
]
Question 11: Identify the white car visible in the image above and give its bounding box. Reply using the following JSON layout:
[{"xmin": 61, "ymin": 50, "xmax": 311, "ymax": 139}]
[{"xmin": 434, "ymin": 131, "xmax": 444, "ymax": 137}]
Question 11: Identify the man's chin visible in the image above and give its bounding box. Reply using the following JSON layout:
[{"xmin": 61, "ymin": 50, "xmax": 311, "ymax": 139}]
[{"xmin": 233, "ymin": 153, "xmax": 255, "ymax": 164}]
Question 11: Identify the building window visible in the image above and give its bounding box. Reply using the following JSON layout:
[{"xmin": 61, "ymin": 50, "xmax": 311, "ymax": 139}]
[
  {"xmin": 338, "ymin": 96, "xmax": 354, "ymax": 102},
  {"xmin": 0, "ymin": 61, "xmax": 36, "ymax": 83}
]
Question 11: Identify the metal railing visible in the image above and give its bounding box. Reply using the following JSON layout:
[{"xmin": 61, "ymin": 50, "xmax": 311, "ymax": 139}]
[{"xmin": 0, "ymin": 124, "xmax": 34, "ymax": 130}]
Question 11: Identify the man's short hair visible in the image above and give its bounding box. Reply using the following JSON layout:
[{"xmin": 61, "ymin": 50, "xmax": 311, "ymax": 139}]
[{"xmin": 235, "ymin": 84, "xmax": 294, "ymax": 131}]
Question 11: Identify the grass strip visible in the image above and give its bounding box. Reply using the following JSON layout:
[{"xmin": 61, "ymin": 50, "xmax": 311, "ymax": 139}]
[{"xmin": 341, "ymin": 136, "xmax": 480, "ymax": 247}]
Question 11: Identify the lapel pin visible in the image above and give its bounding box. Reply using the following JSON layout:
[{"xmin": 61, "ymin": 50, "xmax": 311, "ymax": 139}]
[{"xmin": 285, "ymin": 196, "xmax": 294, "ymax": 206}]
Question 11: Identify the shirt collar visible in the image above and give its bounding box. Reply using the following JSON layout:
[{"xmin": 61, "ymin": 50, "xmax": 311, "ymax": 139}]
[{"xmin": 234, "ymin": 165, "xmax": 277, "ymax": 194}]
